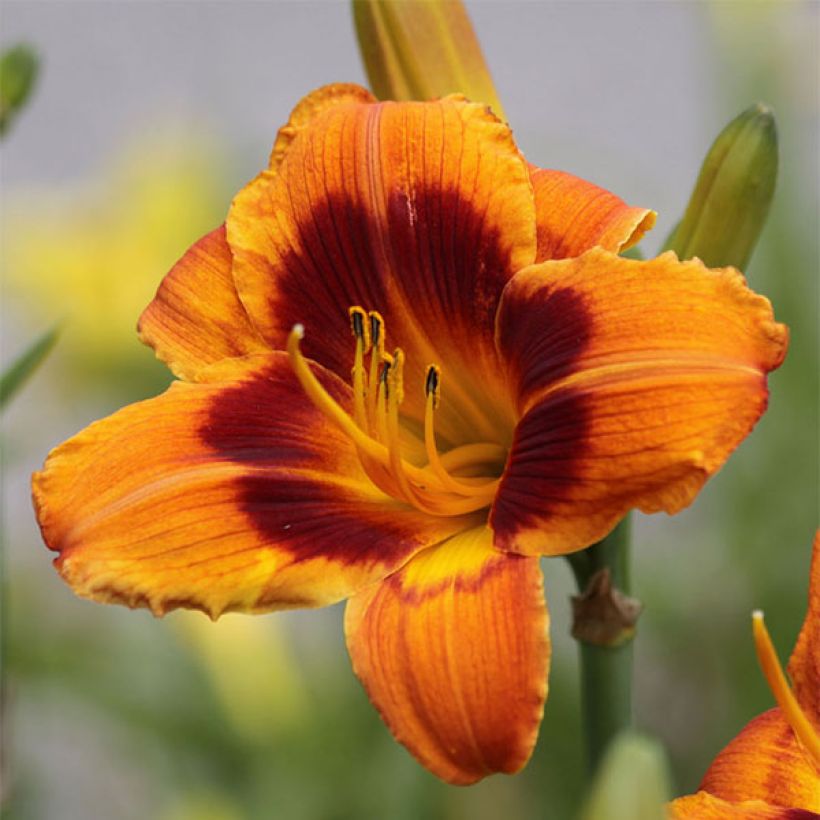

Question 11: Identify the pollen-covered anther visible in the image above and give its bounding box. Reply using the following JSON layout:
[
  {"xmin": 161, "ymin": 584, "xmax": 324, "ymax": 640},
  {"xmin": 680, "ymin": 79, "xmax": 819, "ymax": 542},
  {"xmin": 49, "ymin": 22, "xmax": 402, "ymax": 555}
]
[
  {"xmin": 348, "ymin": 307, "xmax": 371, "ymax": 426},
  {"xmin": 286, "ymin": 310, "xmax": 505, "ymax": 518},
  {"xmin": 349, "ymin": 306, "xmax": 371, "ymax": 352},
  {"xmin": 425, "ymin": 364, "xmax": 441, "ymax": 409},
  {"xmin": 368, "ymin": 311, "xmax": 383, "ymax": 351}
]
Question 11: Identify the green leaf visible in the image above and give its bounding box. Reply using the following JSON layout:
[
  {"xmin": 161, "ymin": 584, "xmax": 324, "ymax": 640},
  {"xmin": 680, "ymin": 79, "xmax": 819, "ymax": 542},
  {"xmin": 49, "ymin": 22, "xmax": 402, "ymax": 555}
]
[
  {"xmin": 0, "ymin": 43, "xmax": 40, "ymax": 136},
  {"xmin": 0, "ymin": 325, "xmax": 59, "ymax": 410}
]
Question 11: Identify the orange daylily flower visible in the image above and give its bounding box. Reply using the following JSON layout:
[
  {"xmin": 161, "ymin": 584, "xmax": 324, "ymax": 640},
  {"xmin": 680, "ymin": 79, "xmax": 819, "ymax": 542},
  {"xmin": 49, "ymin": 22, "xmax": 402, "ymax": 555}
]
[
  {"xmin": 669, "ymin": 534, "xmax": 820, "ymax": 818},
  {"xmin": 33, "ymin": 84, "xmax": 788, "ymax": 785}
]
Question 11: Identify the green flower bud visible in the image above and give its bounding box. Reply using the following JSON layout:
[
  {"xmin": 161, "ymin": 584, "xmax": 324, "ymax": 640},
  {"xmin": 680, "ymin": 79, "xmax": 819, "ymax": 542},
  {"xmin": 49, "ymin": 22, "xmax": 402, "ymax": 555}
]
[
  {"xmin": 581, "ymin": 732, "xmax": 672, "ymax": 820},
  {"xmin": 352, "ymin": 0, "xmax": 505, "ymax": 119},
  {"xmin": 665, "ymin": 103, "xmax": 778, "ymax": 270},
  {"xmin": 0, "ymin": 44, "xmax": 39, "ymax": 136}
]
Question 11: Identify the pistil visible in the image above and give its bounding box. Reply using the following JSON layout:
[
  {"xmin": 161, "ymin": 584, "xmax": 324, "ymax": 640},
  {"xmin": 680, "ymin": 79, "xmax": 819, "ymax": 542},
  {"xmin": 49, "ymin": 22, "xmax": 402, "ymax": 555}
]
[{"xmin": 752, "ymin": 610, "xmax": 820, "ymax": 767}]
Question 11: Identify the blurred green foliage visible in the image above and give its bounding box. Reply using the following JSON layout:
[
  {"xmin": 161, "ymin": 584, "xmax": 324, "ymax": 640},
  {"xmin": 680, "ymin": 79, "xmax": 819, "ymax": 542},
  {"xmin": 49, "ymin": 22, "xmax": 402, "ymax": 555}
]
[
  {"xmin": 0, "ymin": 43, "xmax": 38, "ymax": 136},
  {"xmin": 580, "ymin": 732, "xmax": 670, "ymax": 820},
  {"xmin": 0, "ymin": 326, "xmax": 59, "ymax": 410}
]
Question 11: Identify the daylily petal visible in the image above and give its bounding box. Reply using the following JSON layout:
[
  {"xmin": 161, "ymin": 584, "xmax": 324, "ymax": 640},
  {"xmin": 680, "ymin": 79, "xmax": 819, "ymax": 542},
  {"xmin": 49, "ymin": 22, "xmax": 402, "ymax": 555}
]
[
  {"xmin": 228, "ymin": 91, "xmax": 536, "ymax": 444},
  {"xmin": 138, "ymin": 85, "xmax": 376, "ymax": 381},
  {"xmin": 344, "ymin": 525, "xmax": 549, "ymax": 785},
  {"xmin": 698, "ymin": 708, "xmax": 820, "ymax": 813},
  {"xmin": 788, "ymin": 532, "xmax": 820, "ymax": 732},
  {"xmin": 268, "ymin": 82, "xmax": 377, "ymax": 172},
  {"xmin": 669, "ymin": 791, "xmax": 819, "ymax": 819},
  {"xmin": 33, "ymin": 352, "xmax": 469, "ymax": 618},
  {"xmin": 492, "ymin": 248, "xmax": 787, "ymax": 555},
  {"xmin": 137, "ymin": 225, "xmax": 268, "ymax": 380},
  {"xmin": 529, "ymin": 167, "xmax": 656, "ymax": 261}
]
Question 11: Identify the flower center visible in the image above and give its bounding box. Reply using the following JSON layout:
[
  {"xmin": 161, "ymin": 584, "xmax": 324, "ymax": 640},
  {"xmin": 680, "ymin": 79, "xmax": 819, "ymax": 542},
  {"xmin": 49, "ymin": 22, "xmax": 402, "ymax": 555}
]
[
  {"xmin": 753, "ymin": 610, "xmax": 820, "ymax": 767},
  {"xmin": 286, "ymin": 307, "xmax": 507, "ymax": 518}
]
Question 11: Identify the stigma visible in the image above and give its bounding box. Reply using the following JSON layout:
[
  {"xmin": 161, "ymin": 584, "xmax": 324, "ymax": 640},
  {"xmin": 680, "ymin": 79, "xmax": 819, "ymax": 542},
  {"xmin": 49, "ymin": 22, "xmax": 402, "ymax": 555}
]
[{"xmin": 286, "ymin": 307, "xmax": 506, "ymax": 517}]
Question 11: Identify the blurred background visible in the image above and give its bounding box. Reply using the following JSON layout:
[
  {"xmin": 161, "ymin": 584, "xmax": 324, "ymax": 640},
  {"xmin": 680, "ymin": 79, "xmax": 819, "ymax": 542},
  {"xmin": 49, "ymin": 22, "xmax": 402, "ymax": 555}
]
[{"xmin": 1, "ymin": 1, "xmax": 817, "ymax": 818}]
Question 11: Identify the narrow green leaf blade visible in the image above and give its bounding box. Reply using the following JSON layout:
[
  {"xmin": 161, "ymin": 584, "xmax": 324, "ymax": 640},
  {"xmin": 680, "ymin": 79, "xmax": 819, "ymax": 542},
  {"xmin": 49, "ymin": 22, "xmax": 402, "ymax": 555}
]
[
  {"xmin": 0, "ymin": 43, "xmax": 40, "ymax": 136},
  {"xmin": 0, "ymin": 325, "xmax": 59, "ymax": 409}
]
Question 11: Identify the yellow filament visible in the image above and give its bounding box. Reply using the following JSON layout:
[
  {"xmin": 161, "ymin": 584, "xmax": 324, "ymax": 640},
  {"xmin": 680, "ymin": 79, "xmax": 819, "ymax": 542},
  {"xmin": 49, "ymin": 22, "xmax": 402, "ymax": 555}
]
[
  {"xmin": 439, "ymin": 442, "xmax": 508, "ymax": 472},
  {"xmin": 351, "ymin": 338, "xmax": 368, "ymax": 430},
  {"xmin": 288, "ymin": 326, "xmax": 386, "ymax": 463},
  {"xmin": 287, "ymin": 327, "xmax": 443, "ymax": 497},
  {"xmin": 753, "ymin": 610, "xmax": 820, "ymax": 766},
  {"xmin": 286, "ymin": 317, "xmax": 505, "ymax": 519},
  {"xmin": 374, "ymin": 355, "xmax": 392, "ymax": 444},
  {"xmin": 385, "ymin": 349, "xmax": 429, "ymax": 507},
  {"xmin": 424, "ymin": 392, "xmax": 499, "ymax": 499},
  {"xmin": 367, "ymin": 311, "xmax": 384, "ymax": 425},
  {"xmin": 382, "ymin": 354, "xmax": 498, "ymax": 516},
  {"xmin": 348, "ymin": 307, "xmax": 370, "ymax": 431}
]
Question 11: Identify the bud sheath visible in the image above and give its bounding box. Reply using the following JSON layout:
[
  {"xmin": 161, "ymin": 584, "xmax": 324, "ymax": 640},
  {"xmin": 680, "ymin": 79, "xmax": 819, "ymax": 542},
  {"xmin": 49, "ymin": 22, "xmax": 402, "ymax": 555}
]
[
  {"xmin": 352, "ymin": 0, "xmax": 505, "ymax": 118},
  {"xmin": 666, "ymin": 103, "xmax": 778, "ymax": 270}
]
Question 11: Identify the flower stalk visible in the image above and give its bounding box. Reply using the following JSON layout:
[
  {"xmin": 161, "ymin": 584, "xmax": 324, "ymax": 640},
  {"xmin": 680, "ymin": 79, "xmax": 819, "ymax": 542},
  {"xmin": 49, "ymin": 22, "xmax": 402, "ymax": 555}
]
[
  {"xmin": 568, "ymin": 516, "xmax": 641, "ymax": 777},
  {"xmin": 570, "ymin": 104, "xmax": 779, "ymax": 781}
]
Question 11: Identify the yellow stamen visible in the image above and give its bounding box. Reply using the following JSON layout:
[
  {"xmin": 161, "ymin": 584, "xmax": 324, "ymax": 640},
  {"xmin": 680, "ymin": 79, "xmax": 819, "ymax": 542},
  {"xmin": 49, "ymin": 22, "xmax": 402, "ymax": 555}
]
[
  {"xmin": 385, "ymin": 349, "xmax": 427, "ymax": 508},
  {"xmin": 367, "ymin": 311, "xmax": 384, "ymax": 425},
  {"xmin": 753, "ymin": 610, "xmax": 820, "ymax": 766},
  {"xmin": 375, "ymin": 354, "xmax": 392, "ymax": 444},
  {"xmin": 439, "ymin": 442, "xmax": 508, "ymax": 473},
  {"xmin": 288, "ymin": 325, "xmax": 384, "ymax": 463},
  {"xmin": 349, "ymin": 307, "xmax": 370, "ymax": 430},
  {"xmin": 348, "ymin": 306, "xmax": 371, "ymax": 353},
  {"xmin": 287, "ymin": 312, "xmax": 507, "ymax": 519},
  {"xmin": 380, "ymin": 352, "xmax": 498, "ymax": 516},
  {"xmin": 287, "ymin": 326, "xmax": 441, "ymax": 498},
  {"xmin": 423, "ymin": 366, "xmax": 499, "ymax": 500}
]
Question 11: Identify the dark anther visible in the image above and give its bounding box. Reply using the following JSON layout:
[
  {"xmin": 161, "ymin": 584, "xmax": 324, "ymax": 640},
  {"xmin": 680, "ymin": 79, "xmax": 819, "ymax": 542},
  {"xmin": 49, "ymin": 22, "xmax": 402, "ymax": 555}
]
[
  {"xmin": 369, "ymin": 313, "xmax": 381, "ymax": 347},
  {"xmin": 425, "ymin": 365, "xmax": 440, "ymax": 397},
  {"xmin": 350, "ymin": 309, "xmax": 365, "ymax": 339}
]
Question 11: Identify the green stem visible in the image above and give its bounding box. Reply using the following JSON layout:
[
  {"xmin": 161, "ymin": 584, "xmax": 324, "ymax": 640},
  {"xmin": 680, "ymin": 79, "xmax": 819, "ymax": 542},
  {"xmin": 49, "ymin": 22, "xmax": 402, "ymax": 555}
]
[{"xmin": 568, "ymin": 515, "xmax": 636, "ymax": 779}]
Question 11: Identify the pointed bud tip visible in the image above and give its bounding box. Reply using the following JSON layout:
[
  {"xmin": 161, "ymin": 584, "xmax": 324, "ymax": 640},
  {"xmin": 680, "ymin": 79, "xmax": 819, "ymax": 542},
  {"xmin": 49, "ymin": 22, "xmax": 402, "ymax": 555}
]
[
  {"xmin": 747, "ymin": 102, "xmax": 777, "ymax": 137},
  {"xmin": 665, "ymin": 102, "xmax": 779, "ymax": 269}
]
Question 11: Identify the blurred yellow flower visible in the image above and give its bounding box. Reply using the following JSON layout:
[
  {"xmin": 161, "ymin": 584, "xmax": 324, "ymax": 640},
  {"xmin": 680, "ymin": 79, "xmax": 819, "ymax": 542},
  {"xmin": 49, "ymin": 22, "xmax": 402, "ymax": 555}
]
[
  {"xmin": 174, "ymin": 611, "xmax": 309, "ymax": 745},
  {"xmin": 159, "ymin": 791, "xmax": 244, "ymax": 820},
  {"xmin": 4, "ymin": 130, "xmax": 226, "ymax": 381}
]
